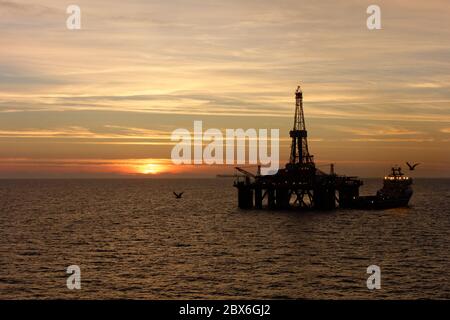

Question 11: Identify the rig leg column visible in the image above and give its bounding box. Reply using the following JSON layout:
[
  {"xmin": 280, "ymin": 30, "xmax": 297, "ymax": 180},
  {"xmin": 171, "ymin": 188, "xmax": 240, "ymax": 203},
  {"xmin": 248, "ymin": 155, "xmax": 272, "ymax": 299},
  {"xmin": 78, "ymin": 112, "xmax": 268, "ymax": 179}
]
[
  {"xmin": 276, "ymin": 187, "xmax": 290, "ymax": 209},
  {"xmin": 237, "ymin": 186, "xmax": 253, "ymax": 209},
  {"xmin": 268, "ymin": 188, "xmax": 276, "ymax": 209},
  {"xmin": 314, "ymin": 186, "xmax": 336, "ymax": 210},
  {"xmin": 255, "ymin": 186, "xmax": 263, "ymax": 209}
]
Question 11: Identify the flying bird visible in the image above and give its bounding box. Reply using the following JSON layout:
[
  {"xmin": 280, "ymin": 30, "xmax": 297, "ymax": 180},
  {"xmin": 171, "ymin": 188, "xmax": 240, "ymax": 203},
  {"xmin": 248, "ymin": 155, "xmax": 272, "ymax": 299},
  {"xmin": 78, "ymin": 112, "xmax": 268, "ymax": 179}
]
[
  {"xmin": 173, "ymin": 192, "xmax": 184, "ymax": 199},
  {"xmin": 406, "ymin": 162, "xmax": 420, "ymax": 171}
]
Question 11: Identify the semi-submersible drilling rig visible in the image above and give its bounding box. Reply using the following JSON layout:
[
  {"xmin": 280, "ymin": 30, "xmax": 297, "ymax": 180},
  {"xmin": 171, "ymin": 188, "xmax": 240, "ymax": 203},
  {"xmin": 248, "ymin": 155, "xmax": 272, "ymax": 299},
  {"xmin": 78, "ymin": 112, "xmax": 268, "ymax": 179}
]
[{"xmin": 234, "ymin": 86, "xmax": 363, "ymax": 210}]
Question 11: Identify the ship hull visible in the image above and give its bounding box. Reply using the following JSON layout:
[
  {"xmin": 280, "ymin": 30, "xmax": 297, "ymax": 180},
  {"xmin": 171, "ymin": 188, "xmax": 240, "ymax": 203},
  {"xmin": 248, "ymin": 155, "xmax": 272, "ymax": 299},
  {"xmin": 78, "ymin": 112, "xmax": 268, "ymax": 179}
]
[{"xmin": 352, "ymin": 194, "xmax": 412, "ymax": 210}]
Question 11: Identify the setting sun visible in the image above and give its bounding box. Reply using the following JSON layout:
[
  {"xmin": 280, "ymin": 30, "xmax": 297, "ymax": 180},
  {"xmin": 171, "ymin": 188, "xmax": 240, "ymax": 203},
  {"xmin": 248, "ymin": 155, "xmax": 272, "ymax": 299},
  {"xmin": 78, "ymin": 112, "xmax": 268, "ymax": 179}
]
[{"xmin": 141, "ymin": 163, "xmax": 165, "ymax": 175}]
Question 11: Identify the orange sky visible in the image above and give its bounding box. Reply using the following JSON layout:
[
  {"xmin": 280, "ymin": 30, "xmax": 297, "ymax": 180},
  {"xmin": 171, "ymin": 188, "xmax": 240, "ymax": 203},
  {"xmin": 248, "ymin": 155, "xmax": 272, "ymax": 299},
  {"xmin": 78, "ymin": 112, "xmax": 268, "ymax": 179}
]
[{"xmin": 0, "ymin": 0, "xmax": 449, "ymax": 178}]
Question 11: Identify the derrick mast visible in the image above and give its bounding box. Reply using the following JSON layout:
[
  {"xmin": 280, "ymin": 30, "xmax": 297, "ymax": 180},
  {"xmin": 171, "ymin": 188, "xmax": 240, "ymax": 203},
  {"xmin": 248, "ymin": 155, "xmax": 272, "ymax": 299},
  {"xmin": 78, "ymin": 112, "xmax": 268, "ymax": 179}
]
[{"xmin": 289, "ymin": 86, "xmax": 314, "ymax": 165}]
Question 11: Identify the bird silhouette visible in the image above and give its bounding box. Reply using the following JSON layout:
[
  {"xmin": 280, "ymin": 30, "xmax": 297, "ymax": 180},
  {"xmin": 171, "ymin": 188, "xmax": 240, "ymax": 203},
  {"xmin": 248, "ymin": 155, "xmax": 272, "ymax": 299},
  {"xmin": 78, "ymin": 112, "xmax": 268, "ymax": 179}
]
[
  {"xmin": 406, "ymin": 162, "xmax": 420, "ymax": 171},
  {"xmin": 173, "ymin": 192, "xmax": 184, "ymax": 199}
]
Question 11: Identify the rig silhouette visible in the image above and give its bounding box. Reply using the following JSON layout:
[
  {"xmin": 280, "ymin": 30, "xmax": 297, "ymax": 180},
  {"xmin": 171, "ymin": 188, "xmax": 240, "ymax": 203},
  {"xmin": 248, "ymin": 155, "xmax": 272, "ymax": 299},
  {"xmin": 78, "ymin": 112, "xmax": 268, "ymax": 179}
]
[{"xmin": 234, "ymin": 86, "xmax": 363, "ymax": 210}]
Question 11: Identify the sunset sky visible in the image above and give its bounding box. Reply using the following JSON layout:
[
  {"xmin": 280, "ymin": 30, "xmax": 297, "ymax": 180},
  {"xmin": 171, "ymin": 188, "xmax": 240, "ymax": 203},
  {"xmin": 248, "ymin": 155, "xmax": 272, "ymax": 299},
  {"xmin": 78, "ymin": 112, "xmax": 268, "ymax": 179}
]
[{"xmin": 0, "ymin": 0, "xmax": 449, "ymax": 178}]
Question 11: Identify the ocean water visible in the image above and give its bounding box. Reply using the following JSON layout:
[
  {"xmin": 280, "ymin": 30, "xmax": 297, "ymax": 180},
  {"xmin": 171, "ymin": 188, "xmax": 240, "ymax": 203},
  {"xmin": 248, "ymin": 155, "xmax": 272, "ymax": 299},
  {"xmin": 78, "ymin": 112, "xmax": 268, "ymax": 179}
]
[{"xmin": 0, "ymin": 178, "xmax": 449, "ymax": 299}]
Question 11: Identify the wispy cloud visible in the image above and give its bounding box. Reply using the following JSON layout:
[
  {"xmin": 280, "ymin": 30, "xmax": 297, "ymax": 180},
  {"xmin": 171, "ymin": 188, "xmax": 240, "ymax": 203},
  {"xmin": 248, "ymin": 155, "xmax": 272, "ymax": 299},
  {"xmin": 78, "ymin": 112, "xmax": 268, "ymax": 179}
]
[
  {"xmin": 0, "ymin": 127, "xmax": 95, "ymax": 138},
  {"xmin": 0, "ymin": 157, "xmax": 176, "ymax": 177},
  {"xmin": 335, "ymin": 125, "xmax": 423, "ymax": 136},
  {"xmin": 407, "ymin": 82, "xmax": 446, "ymax": 89},
  {"xmin": 0, "ymin": 125, "xmax": 172, "ymax": 140},
  {"xmin": 348, "ymin": 138, "xmax": 435, "ymax": 142}
]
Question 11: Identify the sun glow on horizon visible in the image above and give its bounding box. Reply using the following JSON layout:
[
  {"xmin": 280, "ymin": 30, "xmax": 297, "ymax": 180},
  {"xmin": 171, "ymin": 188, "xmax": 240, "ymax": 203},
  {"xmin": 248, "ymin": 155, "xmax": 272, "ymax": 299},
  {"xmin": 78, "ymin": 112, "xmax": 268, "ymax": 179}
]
[{"xmin": 140, "ymin": 163, "xmax": 167, "ymax": 175}]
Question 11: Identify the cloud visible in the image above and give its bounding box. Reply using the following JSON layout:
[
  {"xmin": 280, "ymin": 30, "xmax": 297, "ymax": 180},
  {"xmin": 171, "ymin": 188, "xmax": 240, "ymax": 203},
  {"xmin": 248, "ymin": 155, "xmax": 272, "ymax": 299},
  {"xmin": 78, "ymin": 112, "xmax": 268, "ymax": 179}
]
[
  {"xmin": 0, "ymin": 0, "xmax": 60, "ymax": 20},
  {"xmin": 0, "ymin": 125, "xmax": 172, "ymax": 140},
  {"xmin": 335, "ymin": 126, "xmax": 423, "ymax": 136},
  {"xmin": 407, "ymin": 83, "xmax": 446, "ymax": 89},
  {"xmin": 0, "ymin": 157, "xmax": 176, "ymax": 177},
  {"xmin": 0, "ymin": 157, "xmax": 171, "ymax": 166},
  {"xmin": 348, "ymin": 138, "xmax": 435, "ymax": 142},
  {"xmin": 0, "ymin": 127, "xmax": 94, "ymax": 137}
]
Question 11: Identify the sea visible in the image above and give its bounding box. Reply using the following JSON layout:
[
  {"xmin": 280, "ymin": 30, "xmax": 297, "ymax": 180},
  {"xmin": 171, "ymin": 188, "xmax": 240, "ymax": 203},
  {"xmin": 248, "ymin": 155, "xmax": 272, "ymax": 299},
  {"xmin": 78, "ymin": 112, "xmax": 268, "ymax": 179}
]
[{"xmin": 0, "ymin": 178, "xmax": 449, "ymax": 299}]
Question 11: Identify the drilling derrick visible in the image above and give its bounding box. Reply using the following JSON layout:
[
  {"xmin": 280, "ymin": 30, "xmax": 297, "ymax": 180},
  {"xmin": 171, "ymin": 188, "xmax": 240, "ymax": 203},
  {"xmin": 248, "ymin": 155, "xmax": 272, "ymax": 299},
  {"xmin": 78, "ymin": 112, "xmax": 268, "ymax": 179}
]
[{"xmin": 289, "ymin": 86, "xmax": 314, "ymax": 165}]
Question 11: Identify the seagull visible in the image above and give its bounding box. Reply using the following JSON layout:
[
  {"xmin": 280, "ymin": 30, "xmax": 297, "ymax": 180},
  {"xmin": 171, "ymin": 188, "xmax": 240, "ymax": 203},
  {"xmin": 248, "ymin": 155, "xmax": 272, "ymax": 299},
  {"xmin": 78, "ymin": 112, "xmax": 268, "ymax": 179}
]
[
  {"xmin": 173, "ymin": 192, "xmax": 184, "ymax": 199},
  {"xmin": 406, "ymin": 162, "xmax": 420, "ymax": 171}
]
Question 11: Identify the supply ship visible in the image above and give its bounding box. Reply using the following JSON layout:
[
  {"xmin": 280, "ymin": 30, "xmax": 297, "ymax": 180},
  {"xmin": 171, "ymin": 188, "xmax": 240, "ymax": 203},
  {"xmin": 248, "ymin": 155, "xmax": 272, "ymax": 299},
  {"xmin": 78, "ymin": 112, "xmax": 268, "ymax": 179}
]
[{"xmin": 352, "ymin": 166, "xmax": 413, "ymax": 210}]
